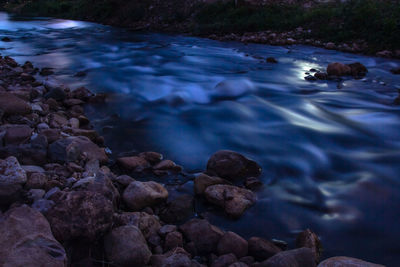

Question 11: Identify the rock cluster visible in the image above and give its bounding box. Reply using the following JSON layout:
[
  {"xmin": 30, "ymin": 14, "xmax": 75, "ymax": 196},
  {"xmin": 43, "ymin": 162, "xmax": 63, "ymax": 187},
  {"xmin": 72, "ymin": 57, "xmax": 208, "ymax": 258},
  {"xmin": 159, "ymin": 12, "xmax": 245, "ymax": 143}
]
[{"xmin": 0, "ymin": 55, "xmax": 385, "ymax": 266}]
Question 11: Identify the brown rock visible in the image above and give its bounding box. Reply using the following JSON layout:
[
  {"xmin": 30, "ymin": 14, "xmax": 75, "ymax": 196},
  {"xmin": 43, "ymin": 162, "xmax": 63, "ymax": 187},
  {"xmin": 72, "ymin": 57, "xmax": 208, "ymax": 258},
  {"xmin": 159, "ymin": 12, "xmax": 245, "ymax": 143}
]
[
  {"xmin": 194, "ymin": 173, "xmax": 229, "ymax": 195},
  {"xmin": 139, "ymin": 151, "xmax": 163, "ymax": 164},
  {"xmin": 248, "ymin": 237, "xmax": 282, "ymax": 261},
  {"xmin": 45, "ymin": 190, "xmax": 114, "ymax": 242},
  {"xmin": 0, "ymin": 92, "xmax": 32, "ymax": 116},
  {"xmin": 3, "ymin": 124, "xmax": 33, "ymax": 145},
  {"xmin": 117, "ymin": 156, "xmax": 151, "ymax": 172},
  {"xmin": 159, "ymin": 194, "xmax": 194, "ymax": 224},
  {"xmin": 0, "ymin": 205, "xmax": 67, "ymax": 267},
  {"xmin": 212, "ymin": 253, "xmax": 237, "ymax": 267},
  {"xmin": 122, "ymin": 181, "xmax": 168, "ymax": 211},
  {"xmin": 71, "ymin": 86, "xmax": 94, "ymax": 101},
  {"xmin": 114, "ymin": 211, "xmax": 161, "ymax": 239},
  {"xmin": 104, "ymin": 225, "xmax": 152, "ymax": 267},
  {"xmin": 0, "ymin": 156, "xmax": 27, "ymax": 205},
  {"xmin": 217, "ymin": 231, "xmax": 248, "ymax": 258},
  {"xmin": 207, "ymin": 150, "xmax": 261, "ymax": 181},
  {"xmin": 25, "ymin": 172, "xmax": 47, "ymax": 189},
  {"xmin": 153, "ymin": 159, "xmax": 182, "ymax": 172},
  {"xmin": 204, "ymin": 184, "xmax": 256, "ymax": 218},
  {"xmin": 296, "ymin": 229, "xmax": 322, "ymax": 262},
  {"xmin": 260, "ymin": 248, "xmax": 316, "ymax": 267},
  {"xmin": 326, "ymin": 63, "xmax": 351, "ymax": 76},
  {"xmin": 164, "ymin": 231, "xmax": 183, "ymax": 251},
  {"xmin": 347, "ymin": 62, "xmax": 368, "ymax": 77},
  {"xmin": 179, "ymin": 218, "xmax": 224, "ymax": 255},
  {"xmin": 317, "ymin": 256, "xmax": 384, "ymax": 267}
]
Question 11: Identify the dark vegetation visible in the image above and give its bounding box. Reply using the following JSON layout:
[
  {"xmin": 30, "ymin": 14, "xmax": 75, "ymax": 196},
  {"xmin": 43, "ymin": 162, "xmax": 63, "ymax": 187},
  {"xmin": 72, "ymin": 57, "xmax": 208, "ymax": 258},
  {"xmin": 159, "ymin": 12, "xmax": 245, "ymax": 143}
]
[{"xmin": 2, "ymin": 0, "xmax": 400, "ymax": 51}]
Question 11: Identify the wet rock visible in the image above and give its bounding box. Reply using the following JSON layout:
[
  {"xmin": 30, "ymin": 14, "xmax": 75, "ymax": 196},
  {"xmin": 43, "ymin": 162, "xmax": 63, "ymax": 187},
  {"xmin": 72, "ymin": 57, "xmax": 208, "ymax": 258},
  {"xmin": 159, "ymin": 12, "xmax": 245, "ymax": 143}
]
[
  {"xmin": 206, "ymin": 150, "xmax": 261, "ymax": 181},
  {"xmin": 305, "ymin": 75, "xmax": 317, "ymax": 81},
  {"xmin": 204, "ymin": 184, "xmax": 256, "ymax": 218},
  {"xmin": 317, "ymin": 256, "xmax": 384, "ymax": 267},
  {"xmin": 244, "ymin": 177, "xmax": 263, "ymax": 191},
  {"xmin": 159, "ymin": 194, "xmax": 194, "ymax": 223},
  {"xmin": 347, "ymin": 62, "xmax": 368, "ymax": 77},
  {"xmin": 266, "ymin": 57, "xmax": 278, "ymax": 63},
  {"xmin": 114, "ymin": 211, "xmax": 161, "ymax": 239},
  {"xmin": 194, "ymin": 173, "xmax": 229, "ymax": 195},
  {"xmin": 153, "ymin": 159, "xmax": 182, "ymax": 172},
  {"xmin": 376, "ymin": 50, "xmax": 393, "ymax": 58},
  {"xmin": 217, "ymin": 231, "xmax": 248, "ymax": 258},
  {"xmin": 0, "ymin": 92, "xmax": 32, "ymax": 116},
  {"xmin": 45, "ymin": 87, "xmax": 66, "ymax": 101},
  {"xmin": 314, "ymin": 72, "xmax": 328, "ymax": 80},
  {"xmin": 296, "ymin": 229, "xmax": 322, "ymax": 262},
  {"xmin": 211, "ymin": 253, "xmax": 237, "ymax": 267},
  {"xmin": 104, "ymin": 225, "xmax": 152, "ymax": 267},
  {"xmin": 71, "ymin": 86, "xmax": 94, "ymax": 101},
  {"xmin": 248, "ymin": 237, "xmax": 282, "ymax": 261},
  {"xmin": 2, "ymin": 124, "xmax": 33, "ymax": 145},
  {"xmin": 0, "ymin": 156, "xmax": 27, "ymax": 206},
  {"xmin": 45, "ymin": 190, "xmax": 114, "ymax": 242},
  {"xmin": 122, "ymin": 181, "xmax": 168, "ymax": 211},
  {"xmin": 327, "ymin": 62, "xmax": 351, "ymax": 76},
  {"xmin": 48, "ymin": 136, "xmax": 108, "ymax": 164},
  {"xmin": 260, "ymin": 247, "xmax": 316, "ymax": 267},
  {"xmin": 179, "ymin": 218, "xmax": 224, "ymax": 255},
  {"xmin": 139, "ymin": 151, "xmax": 163, "ymax": 164},
  {"xmin": 117, "ymin": 156, "xmax": 151, "ymax": 172},
  {"xmin": 0, "ymin": 205, "xmax": 67, "ymax": 267},
  {"xmin": 164, "ymin": 231, "xmax": 184, "ymax": 251},
  {"xmin": 4, "ymin": 56, "xmax": 18, "ymax": 67}
]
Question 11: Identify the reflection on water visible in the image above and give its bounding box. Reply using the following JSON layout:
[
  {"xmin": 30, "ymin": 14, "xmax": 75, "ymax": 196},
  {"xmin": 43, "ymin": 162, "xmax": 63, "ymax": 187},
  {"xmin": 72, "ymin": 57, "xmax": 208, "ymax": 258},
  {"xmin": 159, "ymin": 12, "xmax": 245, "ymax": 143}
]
[{"xmin": 1, "ymin": 12, "xmax": 400, "ymax": 265}]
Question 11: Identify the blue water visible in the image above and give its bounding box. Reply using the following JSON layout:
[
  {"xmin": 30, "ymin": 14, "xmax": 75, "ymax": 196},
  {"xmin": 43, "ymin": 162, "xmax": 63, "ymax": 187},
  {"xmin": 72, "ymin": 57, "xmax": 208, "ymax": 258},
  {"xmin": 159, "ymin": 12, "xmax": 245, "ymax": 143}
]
[{"xmin": 1, "ymin": 12, "xmax": 400, "ymax": 265}]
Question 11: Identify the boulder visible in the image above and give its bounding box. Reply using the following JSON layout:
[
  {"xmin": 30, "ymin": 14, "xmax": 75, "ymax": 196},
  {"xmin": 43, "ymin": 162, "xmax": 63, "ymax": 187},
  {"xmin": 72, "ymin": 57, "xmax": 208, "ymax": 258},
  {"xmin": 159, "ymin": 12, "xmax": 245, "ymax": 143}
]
[
  {"xmin": 206, "ymin": 150, "xmax": 261, "ymax": 181},
  {"xmin": 326, "ymin": 63, "xmax": 351, "ymax": 76},
  {"xmin": 179, "ymin": 218, "xmax": 224, "ymax": 255},
  {"xmin": 194, "ymin": 173, "xmax": 229, "ymax": 195},
  {"xmin": 211, "ymin": 253, "xmax": 237, "ymax": 267},
  {"xmin": 0, "ymin": 205, "xmax": 67, "ymax": 267},
  {"xmin": 248, "ymin": 237, "xmax": 282, "ymax": 261},
  {"xmin": 1, "ymin": 124, "xmax": 32, "ymax": 145},
  {"xmin": 122, "ymin": 181, "xmax": 168, "ymax": 211},
  {"xmin": 296, "ymin": 229, "xmax": 322, "ymax": 262},
  {"xmin": 139, "ymin": 151, "xmax": 163, "ymax": 164},
  {"xmin": 318, "ymin": 257, "xmax": 384, "ymax": 267},
  {"xmin": 117, "ymin": 156, "xmax": 151, "ymax": 172},
  {"xmin": 0, "ymin": 92, "xmax": 32, "ymax": 116},
  {"xmin": 104, "ymin": 225, "xmax": 152, "ymax": 267},
  {"xmin": 260, "ymin": 248, "xmax": 316, "ymax": 267},
  {"xmin": 0, "ymin": 156, "xmax": 27, "ymax": 206},
  {"xmin": 217, "ymin": 231, "xmax": 248, "ymax": 258},
  {"xmin": 48, "ymin": 136, "xmax": 108, "ymax": 164},
  {"xmin": 45, "ymin": 190, "xmax": 114, "ymax": 242},
  {"xmin": 347, "ymin": 62, "xmax": 368, "ymax": 77},
  {"xmin": 204, "ymin": 184, "xmax": 256, "ymax": 218}
]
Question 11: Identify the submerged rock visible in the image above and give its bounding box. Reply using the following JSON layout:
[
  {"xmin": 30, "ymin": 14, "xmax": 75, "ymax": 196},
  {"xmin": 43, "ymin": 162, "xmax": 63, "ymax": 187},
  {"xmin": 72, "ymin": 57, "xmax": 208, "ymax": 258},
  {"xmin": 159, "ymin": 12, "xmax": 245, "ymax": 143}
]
[
  {"xmin": 206, "ymin": 150, "xmax": 261, "ymax": 181},
  {"xmin": 0, "ymin": 206, "xmax": 67, "ymax": 266}
]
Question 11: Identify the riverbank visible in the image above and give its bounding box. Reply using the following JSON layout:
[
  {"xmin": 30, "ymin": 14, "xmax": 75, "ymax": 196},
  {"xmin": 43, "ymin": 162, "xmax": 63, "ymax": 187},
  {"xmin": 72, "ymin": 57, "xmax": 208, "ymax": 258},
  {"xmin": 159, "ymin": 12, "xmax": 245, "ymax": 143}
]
[
  {"xmin": 2, "ymin": 0, "xmax": 400, "ymax": 58},
  {"xmin": 0, "ymin": 53, "xmax": 387, "ymax": 266}
]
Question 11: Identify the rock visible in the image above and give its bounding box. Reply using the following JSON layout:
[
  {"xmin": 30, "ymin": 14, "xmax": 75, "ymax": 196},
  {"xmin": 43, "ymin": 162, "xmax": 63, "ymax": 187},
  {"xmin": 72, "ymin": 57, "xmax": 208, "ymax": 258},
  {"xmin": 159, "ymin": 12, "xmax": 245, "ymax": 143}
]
[
  {"xmin": 305, "ymin": 75, "xmax": 317, "ymax": 81},
  {"xmin": 74, "ymin": 71, "xmax": 87, "ymax": 77},
  {"xmin": 390, "ymin": 67, "xmax": 400, "ymax": 74},
  {"xmin": 164, "ymin": 231, "xmax": 184, "ymax": 251},
  {"xmin": 1, "ymin": 36, "xmax": 11, "ymax": 42},
  {"xmin": 122, "ymin": 181, "xmax": 168, "ymax": 211},
  {"xmin": 204, "ymin": 184, "xmax": 256, "ymax": 218},
  {"xmin": 260, "ymin": 248, "xmax": 316, "ymax": 267},
  {"xmin": 325, "ymin": 42, "xmax": 335, "ymax": 49},
  {"xmin": 4, "ymin": 56, "xmax": 18, "ymax": 67},
  {"xmin": 117, "ymin": 156, "xmax": 151, "ymax": 172},
  {"xmin": 27, "ymin": 188, "xmax": 46, "ymax": 201},
  {"xmin": 159, "ymin": 194, "xmax": 194, "ymax": 223},
  {"xmin": 32, "ymin": 198, "xmax": 55, "ymax": 213},
  {"xmin": 26, "ymin": 172, "xmax": 47, "ymax": 189},
  {"xmin": 347, "ymin": 62, "xmax": 368, "ymax": 77},
  {"xmin": 41, "ymin": 129, "xmax": 60, "ymax": 143},
  {"xmin": 266, "ymin": 57, "xmax": 278, "ymax": 63},
  {"xmin": 244, "ymin": 177, "xmax": 263, "ymax": 191},
  {"xmin": 314, "ymin": 72, "xmax": 328, "ymax": 80},
  {"xmin": 179, "ymin": 218, "xmax": 224, "ymax": 255},
  {"xmin": 296, "ymin": 229, "xmax": 322, "ymax": 262},
  {"xmin": 229, "ymin": 262, "xmax": 248, "ymax": 267},
  {"xmin": 326, "ymin": 63, "xmax": 351, "ymax": 76},
  {"xmin": 0, "ymin": 156, "xmax": 27, "ymax": 206},
  {"xmin": 206, "ymin": 150, "xmax": 261, "ymax": 181},
  {"xmin": 115, "ymin": 174, "xmax": 135, "ymax": 187},
  {"xmin": 239, "ymin": 256, "xmax": 254, "ymax": 265},
  {"xmin": 317, "ymin": 256, "xmax": 384, "ymax": 267},
  {"xmin": 48, "ymin": 136, "xmax": 108, "ymax": 164},
  {"xmin": 194, "ymin": 173, "xmax": 229, "ymax": 195},
  {"xmin": 71, "ymin": 86, "xmax": 94, "ymax": 101},
  {"xmin": 211, "ymin": 253, "xmax": 237, "ymax": 267},
  {"xmin": 48, "ymin": 113, "xmax": 68, "ymax": 128},
  {"xmin": 151, "ymin": 248, "xmax": 192, "ymax": 267},
  {"xmin": 114, "ymin": 211, "xmax": 161, "ymax": 239},
  {"xmin": 69, "ymin": 117, "xmax": 80, "ymax": 128},
  {"xmin": 139, "ymin": 151, "xmax": 163, "ymax": 164},
  {"xmin": 248, "ymin": 237, "xmax": 282, "ymax": 261},
  {"xmin": 2, "ymin": 124, "xmax": 32, "ymax": 145},
  {"xmin": 153, "ymin": 159, "xmax": 182, "ymax": 172},
  {"xmin": 40, "ymin": 68, "xmax": 54, "ymax": 76},
  {"xmin": 0, "ymin": 205, "xmax": 67, "ymax": 267},
  {"xmin": 159, "ymin": 224, "xmax": 177, "ymax": 236},
  {"xmin": 376, "ymin": 50, "xmax": 393, "ymax": 58},
  {"xmin": 45, "ymin": 87, "xmax": 66, "ymax": 101},
  {"xmin": 45, "ymin": 190, "xmax": 114, "ymax": 242},
  {"xmin": 0, "ymin": 92, "xmax": 32, "ymax": 116},
  {"xmin": 217, "ymin": 231, "xmax": 248, "ymax": 258},
  {"xmin": 104, "ymin": 225, "xmax": 152, "ymax": 267}
]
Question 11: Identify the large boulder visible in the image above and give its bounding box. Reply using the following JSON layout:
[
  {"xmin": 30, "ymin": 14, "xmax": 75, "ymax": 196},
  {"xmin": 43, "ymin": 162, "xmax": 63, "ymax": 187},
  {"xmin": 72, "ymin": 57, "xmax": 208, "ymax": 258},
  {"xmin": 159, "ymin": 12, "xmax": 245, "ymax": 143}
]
[
  {"xmin": 318, "ymin": 256, "xmax": 384, "ymax": 267},
  {"xmin": 0, "ymin": 156, "xmax": 27, "ymax": 206},
  {"xmin": 326, "ymin": 63, "xmax": 351, "ymax": 76},
  {"xmin": 204, "ymin": 184, "xmax": 256, "ymax": 218},
  {"xmin": 248, "ymin": 237, "xmax": 282, "ymax": 261},
  {"xmin": 260, "ymin": 247, "xmax": 316, "ymax": 267},
  {"xmin": 45, "ymin": 190, "xmax": 114, "ymax": 242},
  {"xmin": 48, "ymin": 136, "xmax": 108, "ymax": 164},
  {"xmin": 0, "ymin": 92, "xmax": 32, "ymax": 116},
  {"xmin": 0, "ymin": 205, "xmax": 67, "ymax": 267},
  {"xmin": 206, "ymin": 150, "xmax": 261, "ymax": 181},
  {"xmin": 179, "ymin": 218, "xmax": 224, "ymax": 255},
  {"xmin": 122, "ymin": 181, "xmax": 168, "ymax": 211},
  {"xmin": 104, "ymin": 225, "xmax": 152, "ymax": 267},
  {"xmin": 217, "ymin": 231, "xmax": 248, "ymax": 258}
]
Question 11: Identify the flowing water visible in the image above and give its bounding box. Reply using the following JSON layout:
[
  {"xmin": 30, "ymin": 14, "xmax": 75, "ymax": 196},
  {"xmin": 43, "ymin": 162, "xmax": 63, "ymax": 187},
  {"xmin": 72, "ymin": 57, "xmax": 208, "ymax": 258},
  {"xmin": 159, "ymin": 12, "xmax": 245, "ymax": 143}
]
[{"xmin": 1, "ymin": 12, "xmax": 400, "ymax": 265}]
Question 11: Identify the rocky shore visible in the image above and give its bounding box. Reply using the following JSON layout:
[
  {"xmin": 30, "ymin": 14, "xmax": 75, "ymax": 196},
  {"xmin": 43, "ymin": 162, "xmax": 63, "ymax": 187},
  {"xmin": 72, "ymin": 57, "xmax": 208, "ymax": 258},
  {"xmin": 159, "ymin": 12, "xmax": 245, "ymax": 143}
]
[{"xmin": 0, "ymin": 54, "xmax": 387, "ymax": 266}]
